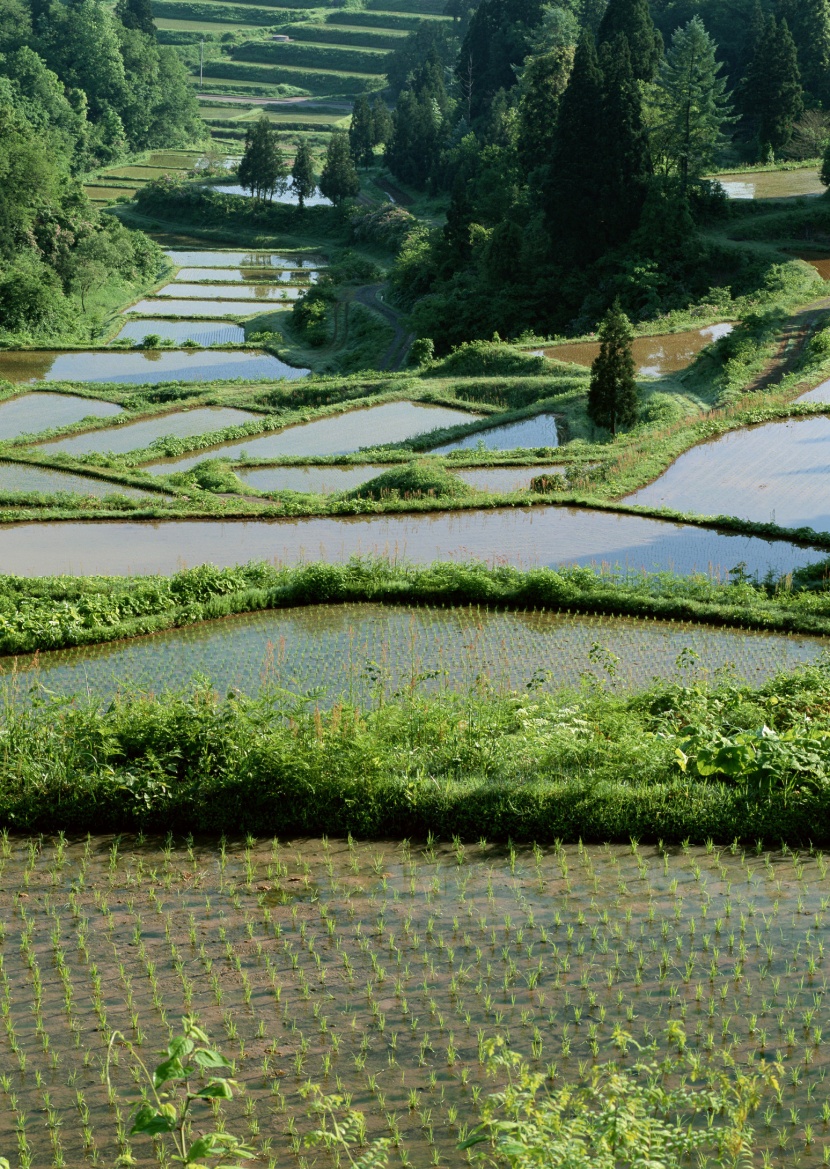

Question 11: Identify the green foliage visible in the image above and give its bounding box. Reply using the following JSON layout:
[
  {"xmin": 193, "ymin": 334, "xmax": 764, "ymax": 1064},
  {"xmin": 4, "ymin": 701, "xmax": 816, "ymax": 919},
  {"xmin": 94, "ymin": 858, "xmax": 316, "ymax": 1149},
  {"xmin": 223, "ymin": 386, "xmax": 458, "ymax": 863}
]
[
  {"xmin": 349, "ymin": 92, "xmax": 376, "ymax": 167},
  {"xmin": 348, "ymin": 461, "xmax": 474, "ymax": 499},
  {"xmin": 409, "ymin": 336, "xmax": 435, "ymax": 366},
  {"xmin": 598, "ymin": 0, "xmax": 663, "ymax": 82},
  {"xmin": 319, "ymin": 130, "xmax": 360, "ymax": 204},
  {"xmin": 291, "ymin": 138, "xmax": 317, "ymax": 210},
  {"xmin": 170, "ymin": 458, "xmax": 246, "ymax": 494},
  {"xmin": 292, "ymin": 285, "xmax": 333, "ymax": 345},
  {"xmin": 776, "ymin": 0, "xmax": 830, "ymax": 106},
  {"xmin": 108, "ymin": 1016, "xmax": 254, "ymax": 1169},
  {"xmin": 739, "ymin": 16, "xmax": 803, "ymax": 157},
  {"xmin": 425, "ymin": 341, "xmax": 547, "ymax": 377},
  {"xmin": 386, "ymin": 50, "xmax": 451, "ymax": 189},
  {"xmin": 652, "ymin": 16, "xmax": 732, "ymax": 187},
  {"xmin": 238, "ymin": 114, "xmax": 287, "ymax": 201},
  {"xmin": 9, "ymin": 651, "xmax": 830, "ymax": 839},
  {"xmin": 233, "ymin": 38, "xmax": 389, "ymax": 75},
  {"xmin": 465, "ymin": 1045, "xmax": 777, "ymax": 1168},
  {"xmin": 588, "ymin": 302, "xmax": 639, "ymax": 434}
]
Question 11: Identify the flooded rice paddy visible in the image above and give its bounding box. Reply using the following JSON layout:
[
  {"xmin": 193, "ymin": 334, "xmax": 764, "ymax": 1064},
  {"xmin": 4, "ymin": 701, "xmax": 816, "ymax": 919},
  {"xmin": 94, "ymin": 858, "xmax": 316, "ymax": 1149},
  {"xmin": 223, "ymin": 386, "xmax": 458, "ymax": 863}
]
[
  {"xmin": 454, "ymin": 465, "xmax": 566, "ymax": 492},
  {"xmin": 234, "ymin": 464, "xmax": 570, "ymax": 495},
  {"xmin": 173, "ymin": 268, "xmax": 310, "ymax": 283},
  {"xmin": 797, "ymin": 378, "xmax": 830, "ymax": 404},
  {"xmin": 0, "ymin": 463, "xmax": 153, "ymax": 499},
  {"xmin": 432, "ymin": 414, "xmax": 559, "ymax": 453},
  {"xmin": 211, "ymin": 182, "xmax": 332, "ymax": 206},
  {"xmin": 1, "ymin": 836, "xmax": 829, "ymax": 1168},
  {"xmin": 0, "ymin": 350, "xmax": 305, "ymax": 385},
  {"xmin": 715, "ymin": 168, "xmax": 825, "ymax": 198},
  {"xmin": 0, "ymin": 508, "xmax": 818, "ymax": 577},
  {"xmin": 626, "ymin": 415, "xmax": 830, "ymax": 532},
  {"xmin": 236, "ymin": 463, "xmax": 390, "ymax": 493},
  {"xmin": 796, "ymin": 252, "xmax": 830, "ymax": 280},
  {"xmin": 35, "ymin": 407, "xmax": 259, "ymax": 457},
  {"xmin": 164, "ymin": 250, "xmax": 321, "ymax": 268},
  {"xmin": 129, "ymin": 298, "xmax": 286, "ymax": 318},
  {"xmin": 156, "ymin": 283, "xmax": 303, "ymax": 301},
  {"xmin": 6, "ymin": 602, "xmax": 825, "ymax": 702},
  {"xmin": 541, "ymin": 323, "xmax": 734, "ymax": 376},
  {"xmin": 0, "ymin": 390, "xmax": 121, "ymax": 434},
  {"xmin": 143, "ymin": 402, "xmax": 484, "ymax": 473},
  {"xmin": 113, "ymin": 320, "xmax": 245, "ymax": 345}
]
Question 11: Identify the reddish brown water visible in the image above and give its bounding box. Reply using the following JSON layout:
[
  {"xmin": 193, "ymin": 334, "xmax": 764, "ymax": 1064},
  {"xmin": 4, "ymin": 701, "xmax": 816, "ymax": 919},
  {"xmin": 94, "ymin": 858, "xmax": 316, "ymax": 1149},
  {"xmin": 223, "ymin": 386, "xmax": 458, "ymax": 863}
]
[
  {"xmin": 541, "ymin": 324, "xmax": 733, "ymax": 376},
  {"xmin": 715, "ymin": 168, "xmax": 824, "ymax": 199}
]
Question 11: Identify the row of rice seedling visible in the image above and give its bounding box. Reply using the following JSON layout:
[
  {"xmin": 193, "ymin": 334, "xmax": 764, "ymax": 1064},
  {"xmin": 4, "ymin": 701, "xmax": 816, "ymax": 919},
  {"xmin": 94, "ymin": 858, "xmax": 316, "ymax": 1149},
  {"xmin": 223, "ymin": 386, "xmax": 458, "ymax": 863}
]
[
  {"xmin": 6, "ymin": 602, "xmax": 826, "ymax": 707},
  {"xmin": 0, "ymin": 833, "xmax": 828, "ymax": 1166}
]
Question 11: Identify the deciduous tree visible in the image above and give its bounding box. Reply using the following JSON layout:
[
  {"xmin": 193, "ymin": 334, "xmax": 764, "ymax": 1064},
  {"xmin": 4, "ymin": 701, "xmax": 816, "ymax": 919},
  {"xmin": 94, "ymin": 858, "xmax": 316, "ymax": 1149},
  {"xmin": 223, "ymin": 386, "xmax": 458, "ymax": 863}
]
[{"xmin": 238, "ymin": 116, "xmax": 287, "ymax": 202}]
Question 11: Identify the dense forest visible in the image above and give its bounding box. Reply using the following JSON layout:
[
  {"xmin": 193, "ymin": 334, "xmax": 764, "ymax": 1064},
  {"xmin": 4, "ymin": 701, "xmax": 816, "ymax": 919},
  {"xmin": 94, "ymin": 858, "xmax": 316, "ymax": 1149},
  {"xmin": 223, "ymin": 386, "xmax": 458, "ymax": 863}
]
[
  {"xmin": 0, "ymin": 0, "xmax": 203, "ymax": 339},
  {"xmin": 381, "ymin": 0, "xmax": 828, "ymax": 348}
]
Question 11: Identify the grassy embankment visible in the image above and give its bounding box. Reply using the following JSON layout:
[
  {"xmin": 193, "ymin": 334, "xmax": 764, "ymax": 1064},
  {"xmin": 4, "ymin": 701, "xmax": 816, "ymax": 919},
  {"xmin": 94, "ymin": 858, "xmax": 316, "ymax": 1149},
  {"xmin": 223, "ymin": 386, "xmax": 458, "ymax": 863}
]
[{"xmin": 3, "ymin": 647, "xmax": 830, "ymax": 842}]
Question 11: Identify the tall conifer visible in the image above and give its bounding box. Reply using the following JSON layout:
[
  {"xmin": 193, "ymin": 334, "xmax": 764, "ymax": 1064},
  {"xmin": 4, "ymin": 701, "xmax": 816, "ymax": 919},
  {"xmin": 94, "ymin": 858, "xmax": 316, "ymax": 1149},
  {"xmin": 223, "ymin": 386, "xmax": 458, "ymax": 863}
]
[
  {"xmin": 597, "ymin": 0, "xmax": 662, "ymax": 81},
  {"xmin": 542, "ymin": 30, "xmax": 605, "ymax": 261},
  {"xmin": 238, "ymin": 116, "xmax": 287, "ymax": 203},
  {"xmin": 588, "ymin": 302, "xmax": 638, "ymax": 435},
  {"xmin": 598, "ymin": 34, "xmax": 651, "ymax": 246},
  {"xmin": 740, "ymin": 16, "xmax": 803, "ymax": 156},
  {"xmin": 349, "ymin": 94, "xmax": 375, "ymax": 167},
  {"xmin": 776, "ymin": 0, "xmax": 830, "ymax": 103}
]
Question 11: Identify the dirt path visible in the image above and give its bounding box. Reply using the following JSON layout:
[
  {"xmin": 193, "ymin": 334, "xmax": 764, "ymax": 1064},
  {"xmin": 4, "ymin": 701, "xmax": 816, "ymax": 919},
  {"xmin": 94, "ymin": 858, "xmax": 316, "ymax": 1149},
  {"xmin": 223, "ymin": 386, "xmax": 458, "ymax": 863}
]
[
  {"xmin": 745, "ymin": 296, "xmax": 830, "ymax": 393},
  {"xmin": 352, "ymin": 284, "xmax": 414, "ymax": 370}
]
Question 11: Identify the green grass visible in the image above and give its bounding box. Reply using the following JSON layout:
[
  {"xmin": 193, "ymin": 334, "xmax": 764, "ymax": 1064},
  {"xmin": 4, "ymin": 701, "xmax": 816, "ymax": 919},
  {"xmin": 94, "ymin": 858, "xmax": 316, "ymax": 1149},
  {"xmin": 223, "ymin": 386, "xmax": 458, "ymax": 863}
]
[{"xmin": 4, "ymin": 653, "xmax": 830, "ymax": 841}]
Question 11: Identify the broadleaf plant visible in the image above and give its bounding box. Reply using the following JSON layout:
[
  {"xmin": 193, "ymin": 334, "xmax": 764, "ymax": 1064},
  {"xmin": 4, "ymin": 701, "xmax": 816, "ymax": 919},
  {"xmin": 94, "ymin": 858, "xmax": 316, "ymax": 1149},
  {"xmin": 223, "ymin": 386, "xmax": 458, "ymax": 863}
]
[{"xmin": 107, "ymin": 1015, "xmax": 256, "ymax": 1169}]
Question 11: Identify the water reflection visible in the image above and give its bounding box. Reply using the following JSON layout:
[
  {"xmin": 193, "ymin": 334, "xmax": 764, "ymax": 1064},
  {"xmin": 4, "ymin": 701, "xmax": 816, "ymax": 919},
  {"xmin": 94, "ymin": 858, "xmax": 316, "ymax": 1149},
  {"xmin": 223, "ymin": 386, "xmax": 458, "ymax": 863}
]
[
  {"xmin": 541, "ymin": 324, "xmax": 733, "ymax": 375},
  {"xmin": 0, "ymin": 350, "xmax": 305, "ymax": 385},
  {"xmin": 36, "ymin": 406, "xmax": 259, "ymax": 456}
]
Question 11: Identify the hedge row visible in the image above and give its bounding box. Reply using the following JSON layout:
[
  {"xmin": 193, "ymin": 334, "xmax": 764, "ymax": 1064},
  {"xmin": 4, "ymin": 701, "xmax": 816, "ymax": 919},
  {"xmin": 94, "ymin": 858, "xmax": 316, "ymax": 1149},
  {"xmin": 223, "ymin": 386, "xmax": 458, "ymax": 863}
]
[
  {"xmin": 152, "ymin": 0, "xmax": 293, "ymax": 22},
  {"xmin": 284, "ymin": 22, "xmax": 407, "ymax": 49},
  {"xmin": 201, "ymin": 59, "xmax": 386, "ymax": 91}
]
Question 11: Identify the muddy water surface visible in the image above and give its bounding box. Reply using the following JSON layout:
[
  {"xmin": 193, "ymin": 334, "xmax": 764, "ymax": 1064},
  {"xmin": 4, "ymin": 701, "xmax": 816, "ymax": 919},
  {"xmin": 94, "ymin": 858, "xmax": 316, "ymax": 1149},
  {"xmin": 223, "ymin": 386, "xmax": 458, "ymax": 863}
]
[
  {"xmin": 156, "ymin": 283, "xmax": 303, "ymax": 301},
  {"xmin": 0, "ymin": 508, "xmax": 818, "ymax": 576},
  {"xmin": 715, "ymin": 168, "xmax": 824, "ymax": 199},
  {"xmin": 542, "ymin": 323, "xmax": 733, "ymax": 375},
  {"xmin": 0, "ymin": 350, "xmax": 305, "ymax": 385},
  {"xmin": 0, "ymin": 463, "xmax": 153, "ymax": 498},
  {"xmin": 164, "ymin": 250, "xmax": 321, "ymax": 268},
  {"xmin": 236, "ymin": 464, "xmax": 390, "ymax": 493}
]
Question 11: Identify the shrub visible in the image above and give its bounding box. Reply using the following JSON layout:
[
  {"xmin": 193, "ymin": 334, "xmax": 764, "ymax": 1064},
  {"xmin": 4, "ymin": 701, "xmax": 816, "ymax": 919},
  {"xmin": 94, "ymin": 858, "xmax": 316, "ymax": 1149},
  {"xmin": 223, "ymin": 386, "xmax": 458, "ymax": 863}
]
[
  {"xmin": 424, "ymin": 340, "xmax": 548, "ymax": 378},
  {"xmin": 530, "ymin": 472, "xmax": 566, "ymax": 493},
  {"xmin": 409, "ymin": 337, "xmax": 434, "ymax": 367},
  {"xmin": 347, "ymin": 462, "xmax": 473, "ymax": 500}
]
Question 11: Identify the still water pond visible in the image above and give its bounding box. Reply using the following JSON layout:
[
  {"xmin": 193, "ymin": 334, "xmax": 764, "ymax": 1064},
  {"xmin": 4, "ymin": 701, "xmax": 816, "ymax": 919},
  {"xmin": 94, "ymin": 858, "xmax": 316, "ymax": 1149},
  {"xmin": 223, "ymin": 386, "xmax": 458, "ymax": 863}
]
[
  {"xmin": 164, "ymin": 250, "xmax": 321, "ymax": 268},
  {"xmin": 0, "ymin": 463, "xmax": 152, "ymax": 499},
  {"xmin": 35, "ymin": 406, "xmax": 258, "ymax": 457},
  {"xmin": 5, "ymin": 603, "xmax": 824, "ymax": 702},
  {"xmin": 0, "ymin": 350, "xmax": 304, "ymax": 385},
  {"xmin": 432, "ymin": 414, "xmax": 559, "ymax": 453},
  {"xmin": 0, "ymin": 391, "xmax": 121, "ymax": 435},
  {"xmin": 0, "ymin": 508, "xmax": 818, "ymax": 577},
  {"xmin": 143, "ymin": 402, "xmax": 483, "ymax": 473},
  {"xmin": 626, "ymin": 415, "xmax": 830, "ymax": 531},
  {"xmin": 542, "ymin": 324, "xmax": 733, "ymax": 376},
  {"xmin": 113, "ymin": 320, "xmax": 245, "ymax": 345}
]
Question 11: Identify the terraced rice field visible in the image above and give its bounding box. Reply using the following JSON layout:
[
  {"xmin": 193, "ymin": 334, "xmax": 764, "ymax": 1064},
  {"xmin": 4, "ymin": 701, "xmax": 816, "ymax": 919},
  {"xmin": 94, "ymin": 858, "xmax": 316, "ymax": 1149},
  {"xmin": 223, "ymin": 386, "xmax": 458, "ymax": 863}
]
[
  {"xmin": 540, "ymin": 324, "xmax": 734, "ymax": 377},
  {"xmin": 142, "ymin": 402, "xmax": 484, "ymax": 471},
  {"xmin": 33, "ymin": 407, "xmax": 259, "ymax": 457},
  {"xmin": 0, "ymin": 508, "xmax": 817, "ymax": 576},
  {"xmin": 0, "ymin": 391, "xmax": 122, "ymax": 434},
  {"xmin": 3, "ymin": 602, "xmax": 825, "ymax": 701},
  {"xmin": 0, "ymin": 464, "xmax": 154, "ymax": 499},
  {"xmin": 626, "ymin": 416, "xmax": 830, "ymax": 533},
  {"xmin": 0, "ymin": 351, "xmax": 306, "ymax": 386},
  {"xmin": 432, "ymin": 414, "xmax": 559, "ymax": 454},
  {"xmin": 714, "ymin": 168, "xmax": 825, "ymax": 199},
  {"xmin": 113, "ymin": 320, "xmax": 246, "ymax": 345},
  {"xmin": 1, "ymin": 835, "xmax": 829, "ymax": 1168}
]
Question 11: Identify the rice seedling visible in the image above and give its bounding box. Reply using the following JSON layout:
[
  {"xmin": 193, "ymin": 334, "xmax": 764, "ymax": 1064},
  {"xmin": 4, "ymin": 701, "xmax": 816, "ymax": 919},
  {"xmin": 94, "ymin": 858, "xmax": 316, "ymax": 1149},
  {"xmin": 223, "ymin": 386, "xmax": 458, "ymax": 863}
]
[{"xmin": 0, "ymin": 835, "xmax": 828, "ymax": 1164}]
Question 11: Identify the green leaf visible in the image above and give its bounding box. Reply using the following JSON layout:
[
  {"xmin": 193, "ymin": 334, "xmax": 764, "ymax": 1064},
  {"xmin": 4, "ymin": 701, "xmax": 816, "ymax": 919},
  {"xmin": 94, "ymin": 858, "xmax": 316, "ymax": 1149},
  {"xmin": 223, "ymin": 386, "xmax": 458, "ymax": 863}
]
[
  {"xmin": 195, "ymin": 1080, "xmax": 234, "ymax": 1099},
  {"xmin": 130, "ymin": 1104, "xmax": 176, "ymax": 1136},
  {"xmin": 167, "ymin": 1035, "xmax": 195, "ymax": 1062},
  {"xmin": 193, "ymin": 1047, "xmax": 233, "ymax": 1070},
  {"xmin": 154, "ymin": 1056, "xmax": 186, "ymax": 1088},
  {"xmin": 186, "ymin": 1137, "xmax": 219, "ymax": 1160}
]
